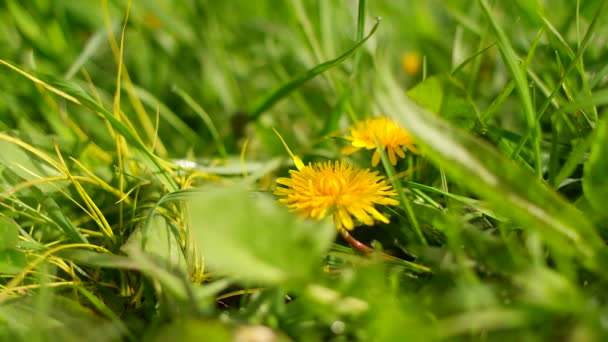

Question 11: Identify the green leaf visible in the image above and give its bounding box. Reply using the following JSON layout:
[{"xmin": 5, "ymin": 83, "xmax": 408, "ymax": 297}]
[
  {"xmin": 583, "ymin": 118, "xmax": 608, "ymax": 215},
  {"xmin": 122, "ymin": 243, "xmax": 191, "ymax": 302},
  {"xmin": 127, "ymin": 214, "xmax": 187, "ymax": 273},
  {"xmin": 151, "ymin": 320, "xmax": 231, "ymax": 342},
  {"xmin": 440, "ymin": 78, "xmax": 479, "ymax": 131},
  {"xmin": 0, "ymin": 138, "xmax": 62, "ymax": 193},
  {"xmin": 0, "ymin": 248, "xmax": 27, "ymax": 275},
  {"xmin": 60, "ymin": 249, "xmax": 139, "ymax": 269},
  {"xmin": 189, "ymin": 186, "xmax": 335, "ymax": 285},
  {"xmin": 407, "ymin": 75, "xmax": 444, "ymax": 114},
  {"xmin": 0, "ymin": 217, "xmax": 18, "ymax": 251}
]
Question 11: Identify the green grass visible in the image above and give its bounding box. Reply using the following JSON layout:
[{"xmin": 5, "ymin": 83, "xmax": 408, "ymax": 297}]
[{"xmin": 1, "ymin": 0, "xmax": 608, "ymax": 340}]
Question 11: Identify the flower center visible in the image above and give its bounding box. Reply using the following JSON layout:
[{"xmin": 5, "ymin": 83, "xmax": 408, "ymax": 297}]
[{"xmin": 319, "ymin": 173, "xmax": 345, "ymax": 197}]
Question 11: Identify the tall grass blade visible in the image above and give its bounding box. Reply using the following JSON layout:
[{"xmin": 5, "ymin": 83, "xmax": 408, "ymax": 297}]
[{"xmin": 247, "ymin": 19, "xmax": 380, "ymax": 120}]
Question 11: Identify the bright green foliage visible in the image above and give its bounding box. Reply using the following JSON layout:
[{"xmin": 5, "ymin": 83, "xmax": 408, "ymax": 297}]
[
  {"xmin": 1, "ymin": 0, "xmax": 608, "ymax": 341},
  {"xmin": 584, "ymin": 118, "xmax": 608, "ymax": 216},
  {"xmin": 190, "ymin": 186, "xmax": 335, "ymax": 285}
]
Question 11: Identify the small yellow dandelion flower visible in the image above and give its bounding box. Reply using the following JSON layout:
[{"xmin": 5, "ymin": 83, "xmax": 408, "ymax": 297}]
[
  {"xmin": 342, "ymin": 116, "xmax": 419, "ymax": 167},
  {"xmin": 401, "ymin": 51, "xmax": 422, "ymax": 76},
  {"xmin": 274, "ymin": 160, "xmax": 399, "ymax": 231}
]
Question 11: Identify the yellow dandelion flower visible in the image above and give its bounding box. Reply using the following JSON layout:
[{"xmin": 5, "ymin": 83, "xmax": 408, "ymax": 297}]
[
  {"xmin": 401, "ymin": 51, "xmax": 422, "ymax": 76},
  {"xmin": 342, "ymin": 116, "xmax": 419, "ymax": 167},
  {"xmin": 274, "ymin": 160, "xmax": 399, "ymax": 231}
]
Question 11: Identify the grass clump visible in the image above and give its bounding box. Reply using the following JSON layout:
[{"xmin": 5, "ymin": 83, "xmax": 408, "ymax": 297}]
[{"xmin": 1, "ymin": 0, "xmax": 608, "ymax": 340}]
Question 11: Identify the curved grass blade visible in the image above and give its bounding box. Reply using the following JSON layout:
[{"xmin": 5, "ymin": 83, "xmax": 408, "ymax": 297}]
[
  {"xmin": 322, "ymin": 0, "xmax": 368, "ymax": 134},
  {"xmin": 172, "ymin": 85, "xmax": 227, "ymax": 157},
  {"xmin": 76, "ymin": 287, "xmax": 136, "ymax": 342},
  {"xmin": 451, "ymin": 43, "xmax": 495, "ymax": 76},
  {"xmin": 551, "ymin": 89, "xmax": 608, "ymax": 117},
  {"xmin": 247, "ymin": 18, "xmax": 380, "ymax": 120},
  {"xmin": 376, "ymin": 67, "xmax": 603, "ymax": 270},
  {"xmin": 129, "ymin": 85, "xmax": 201, "ymax": 145},
  {"xmin": 511, "ymin": 0, "xmax": 607, "ymax": 156},
  {"xmin": 51, "ymin": 78, "xmax": 178, "ymax": 192},
  {"xmin": 553, "ymin": 131, "xmax": 594, "ymax": 188},
  {"xmin": 0, "ymin": 60, "xmax": 177, "ymax": 192},
  {"xmin": 64, "ymin": 24, "xmax": 117, "ymax": 79}
]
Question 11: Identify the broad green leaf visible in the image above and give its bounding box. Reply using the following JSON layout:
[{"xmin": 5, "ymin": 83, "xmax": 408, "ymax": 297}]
[
  {"xmin": 122, "ymin": 243, "xmax": 190, "ymax": 302},
  {"xmin": 126, "ymin": 214, "xmax": 187, "ymax": 273},
  {"xmin": 151, "ymin": 320, "xmax": 231, "ymax": 342},
  {"xmin": 0, "ymin": 217, "xmax": 18, "ymax": 251},
  {"xmin": 408, "ymin": 75, "xmax": 478, "ymax": 131},
  {"xmin": 440, "ymin": 78, "xmax": 478, "ymax": 131},
  {"xmin": 377, "ymin": 69, "xmax": 603, "ymax": 268},
  {"xmin": 583, "ymin": 118, "xmax": 608, "ymax": 215},
  {"xmin": 0, "ymin": 138, "xmax": 62, "ymax": 193},
  {"xmin": 0, "ymin": 295, "xmax": 123, "ymax": 341},
  {"xmin": 189, "ymin": 186, "xmax": 335, "ymax": 285},
  {"xmin": 407, "ymin": 75, "xmax": 443, "ymax": 114},
  {"xmin": 0, "ymin": 249, "xmax": 26, "ymax": 275},
  {"xmin": 515, "ymin": 267, "xmax": 582, "ymax": 314},
  {"xmin": 60, "ymin": 249, "xmax": 139, "ymax": 269}
]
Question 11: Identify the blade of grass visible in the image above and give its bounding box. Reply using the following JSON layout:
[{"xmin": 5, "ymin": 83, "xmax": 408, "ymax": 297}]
[
  {"xmin": 323, "ymin": 0, "xmax": 367, "ymax": 134},
  {"xmin": 451, "ymin": 43, "xmax": 495, "ymax": 76},
  {"xmin": 377, "ymin": 64, "xmax": 603, "ymax": 270},
  {"xmin": 553, "ymin": 132, "xmax": 595, "ymax": 188},
  {"xmin": 171, "ymin": 85, "xmax": 227, "ymax": 158},
  {"xmin": 512, "ymin": 0, "xmax": 607, "ymax": 154},
  {"xmin": 47, "ymin": 76, "xmax": 178, "ymax": 191},
  {"xmin": 76, "ymin": 287, "xmax": 136, "ymax": 342},
  {"xmin": 478, "ymin": 0, "xmax": 540, "ymax": 178},
  {"xmin": 481, "ymin": 28, "xmax": 543, "ymax": 123},
  {"xmin": 541, "ymin": 15, "xmax": 598, "ymax": 122},
  {"xmin": 247, "ymin": 18, "xmax": 380, "ymax": 120},
  {"xmin": 64, "ymin": 25, "xmax": 115, "ymax": 79},
  {"xmin": 551, "ymin": 89, "xmax": 608, "ymax": 116},
  {"xmin": 404, "ymin": 181, "xmax": 505, "ymax": 221},
  {"xmin": 0, "ymin": 243, "xmax": 110, "ymax": 304},
  {"xmin": 374, "ymin": 136, "xmax": 426, "ymax": 246},
  {"xmin": 129, "ymin": 85, "xmax": 201, "ymax": 146}
]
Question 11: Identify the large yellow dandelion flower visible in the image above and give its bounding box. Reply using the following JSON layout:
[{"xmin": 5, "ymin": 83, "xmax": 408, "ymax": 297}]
[
  {"xmin": 274, "ymin": 160, "xmax": 399, "ymax": 231},
  {"xmin": 342, "ymin": 116, "xmax": 418, "ymax": 167}
]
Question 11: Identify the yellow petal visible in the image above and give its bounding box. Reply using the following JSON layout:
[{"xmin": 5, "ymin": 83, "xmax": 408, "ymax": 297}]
[
  {"xmin": 337, "ymin": 208, "xmax": 354, "ymax": 230},
  {"xmin": 407, "ymin": 144, "xmax": 420, "ymax": 154},
  {"xmin": 364, "ymin": 206, "xmax": 390, "ymax": 224},
  {"xmin": 341, "ymin": 145, "xmax": 361, "ymax": 155},
  {"xmin": 395, "ymin": 147, "xmax": 405, "ymax": 158},
  {"xmin": 388, "ymin": 147, "xmax": 397, "ymax": 165},
  {"xmin": 372, "ymin": 150, "xmax": 381, "ymax": 167}
]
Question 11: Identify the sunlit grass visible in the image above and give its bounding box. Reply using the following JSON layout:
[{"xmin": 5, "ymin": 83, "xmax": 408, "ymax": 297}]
[{"xmin": 1, "ymin": 0, "xmax": 608, "ymax": 340}]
